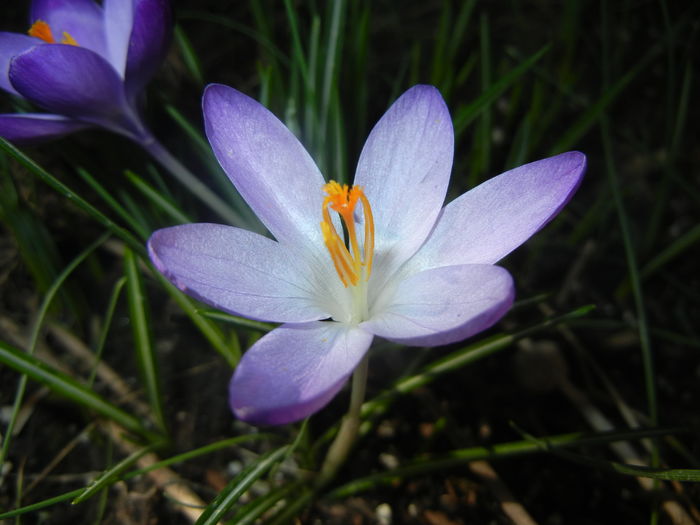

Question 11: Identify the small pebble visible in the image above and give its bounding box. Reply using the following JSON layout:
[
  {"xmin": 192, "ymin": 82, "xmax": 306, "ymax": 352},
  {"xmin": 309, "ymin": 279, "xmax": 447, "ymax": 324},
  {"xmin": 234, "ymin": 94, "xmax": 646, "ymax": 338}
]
[
  {"xmin": 376, "ymin": 503, "xmax": 392, "ymax": 525},
  {"xmin": 379, "ymin": 452, "xmax": 400, "ymax": 470}
]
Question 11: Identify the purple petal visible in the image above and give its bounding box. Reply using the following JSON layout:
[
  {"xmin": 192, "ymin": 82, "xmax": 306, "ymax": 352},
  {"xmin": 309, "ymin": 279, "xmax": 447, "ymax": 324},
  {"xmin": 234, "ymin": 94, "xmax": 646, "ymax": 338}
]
[
  {"xmin": 30, "ymin": 0, "xmax": 107, "ymax": 58},
  {"xmin": 353, "ymin": 85, "xmax": 454, "ymax": 275},
  {"xmin": 0, "ymin": 113, "xmax": 89, "ymax": 143},
  {"xmin": 9, "ymin": 44, "xmax": 141, "ymax": 135},
  {"xmin": 122, "ymin": 0, "xmax": 172, "ymax": 99},
  {"xmin": 410, "ymin": 152, "xmax": 587, "ymax": 270},
  {"xmin": 148, "ymin": 223, "xmax": 330, "ymax": 323},
  {"xmin": 0, "ymin": 32, "xmax": 39, "ymax": 95},
  {"xmin": 102, "ymin": 0, "xmax": 133, "ymax": 77},
  {"xmin": 203, "ymin": 84, "xmax": 326, "ymax": 248},
  {"xmin": 229, "ymin": 322, "xmax": 374, "ymax": 425},
  {"xmin": 362, "ymin": 264, "xmax": 514, "ymax": 347}
]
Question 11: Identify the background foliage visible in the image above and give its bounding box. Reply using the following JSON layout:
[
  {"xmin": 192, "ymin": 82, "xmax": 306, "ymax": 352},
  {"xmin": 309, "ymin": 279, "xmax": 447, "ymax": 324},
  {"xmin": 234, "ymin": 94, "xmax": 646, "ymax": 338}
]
[{"xmin": 1, "ymin": 1, "xmax": 699, "ymax": 523}]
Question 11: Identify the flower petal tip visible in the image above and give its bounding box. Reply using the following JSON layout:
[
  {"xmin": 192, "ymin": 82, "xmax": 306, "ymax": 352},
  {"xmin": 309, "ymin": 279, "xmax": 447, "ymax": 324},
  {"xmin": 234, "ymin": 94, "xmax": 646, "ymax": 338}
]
[{"xmin": 228, "ymin": 323, "xmax": 373, "ymax": 426}]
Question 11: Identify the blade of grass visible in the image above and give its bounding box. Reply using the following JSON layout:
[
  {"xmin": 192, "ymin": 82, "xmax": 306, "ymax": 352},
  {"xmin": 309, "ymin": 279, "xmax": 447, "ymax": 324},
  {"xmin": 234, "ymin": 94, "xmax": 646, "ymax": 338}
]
[
  {"xmin": 601, "ymin": 115, "xmax": 657, "ymax": 436},
  {"xmin": 0, "ymin": 434, "xmax": 272, "ymax": 519},
  {"xmin": 0, "ymin": 138, "xmax": 143, "ymax": 252},
  {"xmin": 470, "ymin": 12, "xmax": 492, "ymax": 186},
  {"xmin": 180, "ymin": 8, "xmax": 289, "ymax": 66},
  {"xmin": 152, "ymin": 273, "xmax": 240, "ymax": 366},
  {"xmin": 124, "ymin": 248, "xmax": 167, "ymax": 434},
  {"xmin": 318, "ymin": 0, "xmax": 345, "ymax": 155},
  {"xmin": 76, "ymin": 167, "xmax": 150, "ymax": 240},
  {"xmin": 283, "ymin": 0, "xmax": 311, "ymax": 90},
  {"xmin": 264, "ymin": 486, "xmax": 315, "ymax": 525},
  {"xmin": 195, "ymin": 445, "xmax": 291, "ymax": 525},
  {"xmin": 88, "ymin": 276, "xmax": 127, "ymax": 386},
  {"xmin": 549, "ymin": 9, "xmax": 689, "ymax": 155},
  {"xmin": 125, "ymin": 170, "xmax": 193, "ymax": 224},
  {"xmin": 0, "ymin": 232, "xmax": 111, "ymax": 467},
  {"xmin": 0, "ymin": 160, "xmax": 63, "ymax": 293},
  {"xmin": 361, "ymin": 304, "xmax": 595, "ymax": 424},
  {"xmin": 0, "ymin": 340, "xmax": 155, "ymax": 441},
  {"xmin": 199, "ymin": 309, "xmax": 275, "ymax": 333},
  {"xmin": 453, "ymin": 45, "xmax": 549, "ymax": 137},
  {"xmin": 161, "ymin": 105, "xmax": 261, "ymax": 230},
  {"xmin": 231, "ymin": 481, "xmax": 303, "ymax": 525},
  {"xmin": 174, "ymin": 24, "xmax": 204, "ymax": 87},
  {"xmin": 327, "ymin": 426, "xmax": 688, "ymax": 499},
  {"xmin": 72, "ymin": 442, "xmax": 162, "ymax": 504}
]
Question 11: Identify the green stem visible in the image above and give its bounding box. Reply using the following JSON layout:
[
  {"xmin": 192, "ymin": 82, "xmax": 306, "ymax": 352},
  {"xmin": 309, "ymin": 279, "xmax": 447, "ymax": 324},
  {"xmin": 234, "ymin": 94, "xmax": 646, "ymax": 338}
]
[
  {"xmin": 138, "ymin": 133, "xmax": 245, "ymax": 226},
  {"xmin": 317, "ymin": 353, "xmax": 369, "ymax": 487}
]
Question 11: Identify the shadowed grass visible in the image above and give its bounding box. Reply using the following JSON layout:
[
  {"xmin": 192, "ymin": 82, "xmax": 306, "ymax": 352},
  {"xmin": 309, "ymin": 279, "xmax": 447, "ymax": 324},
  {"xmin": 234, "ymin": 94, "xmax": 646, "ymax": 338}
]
[{"xmin": 1, "ymin": 1, "xmax": 698, "ymax": 523}]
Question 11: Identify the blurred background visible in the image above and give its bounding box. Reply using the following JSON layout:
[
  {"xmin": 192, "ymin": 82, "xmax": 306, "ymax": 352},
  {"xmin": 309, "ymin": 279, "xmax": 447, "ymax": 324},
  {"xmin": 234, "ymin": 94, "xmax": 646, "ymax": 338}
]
[{"xmin": 1, "ymin": 1, "xmax": 699, "ymax": 523}]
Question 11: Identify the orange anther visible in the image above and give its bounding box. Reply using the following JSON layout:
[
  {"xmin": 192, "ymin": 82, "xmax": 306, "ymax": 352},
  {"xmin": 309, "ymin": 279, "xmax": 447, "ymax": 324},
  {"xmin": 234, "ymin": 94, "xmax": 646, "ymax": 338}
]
[
  {"xmin": 61, "ymin": 32, "xmax": 78, "ymax": 46},
  {"xmin": 28, "ymin": 20, "xmax": 55, "ymax": 43},
  {"xmin": 320, "ymin": 182, "xmax": 375, "ymax": 288},
  {"xmin": 28, "ymin": 20, "xmax": 78, "ymax": 46}
]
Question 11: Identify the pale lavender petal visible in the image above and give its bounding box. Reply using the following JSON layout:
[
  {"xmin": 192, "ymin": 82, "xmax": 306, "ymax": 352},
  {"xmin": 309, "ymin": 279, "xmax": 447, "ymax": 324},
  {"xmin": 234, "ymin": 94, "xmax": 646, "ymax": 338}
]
[
  {"xmin": 102, "ymin": 0, "xmax": 133, "ymax": 77},
  {"xmin": 409, "ymin": 152, "xmax": 587, "ymax": 271},
  {"xmin": 229, "ymin": 322, "xmax": 373, "ymax": 425},
  {"xmin": 122, "ymin": 0, "xmax": 172, "ymax": 99},
  {"xmin": 0, "ymin": 113, "xmax": 89, "ymax": 143},
  {"xmin": 362, "ymin": 264, "xmax": 514, "ymax": 347},
  {"xmin": 30, "ymin": 0, "xmax": 107, "ymax": 57},
  {"xmin": 9, "ymin": 44, "xmax": 140, "ymax": 134},
  {"xmin": 354, "ymin": 85, "xmax": 454, "ymax": 275},
  {"xmin": 148, "ymin": 223, "xmax": 330, "ymax": 323},
  {"xmin": 203, "ymin": 84, "xmax": 326, "ymax": 248},
  {"xmin": 0, "ymin": 32, "xmax": 38, "ymax": 95}
]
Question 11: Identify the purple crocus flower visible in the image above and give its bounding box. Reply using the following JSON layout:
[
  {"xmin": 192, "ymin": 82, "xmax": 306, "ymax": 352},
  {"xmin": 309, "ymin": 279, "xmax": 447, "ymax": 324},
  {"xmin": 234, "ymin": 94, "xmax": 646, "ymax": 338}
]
[
  {"xmin": 0, "ymin": 0, "xmax": 171, "ymax": 143},
  {"xmin": 148, "ymin": 84, "xmax": 586, "ymax": 425}
]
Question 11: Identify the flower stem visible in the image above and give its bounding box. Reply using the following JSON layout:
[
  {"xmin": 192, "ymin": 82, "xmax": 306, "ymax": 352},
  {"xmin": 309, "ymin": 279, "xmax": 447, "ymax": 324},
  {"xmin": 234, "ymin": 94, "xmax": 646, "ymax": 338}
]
[
  {"xmin": 138, "ymin": 133, "xmax": 245, "ymax": 226},
  {"xmin": 317, "ymin": 353, "xmax": 369, "ymax": 488}
]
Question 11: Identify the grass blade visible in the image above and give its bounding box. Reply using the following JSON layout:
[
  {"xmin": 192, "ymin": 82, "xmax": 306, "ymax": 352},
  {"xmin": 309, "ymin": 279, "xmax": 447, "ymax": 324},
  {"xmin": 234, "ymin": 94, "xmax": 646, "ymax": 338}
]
[
  {"xmin": 195, "ymin": 445, "xmax": 290, "ymax": 525},
  {"xmin": 0, "ymin": 233, "xmax": 110, "ymax": 467},
  {"xmin": 453, "ymin": 45, "xmax": 549, "ymax": 136},
  {"xmin": 72, "ymin": 442, "xmax": 161, "ymax": 504},
  {"xmin": 198, "ymin": 309, "xmax": 275, "ymax": 333},
  {"xmin": 0, "ymin": 339, "xmax": 155, "ymax": 440},
  {"xmin": 174, "ymin": 24, "xmax": 205, "ymax": 87},
  {"xmin": 125, "ymin": 169, "xmax": 193, "ymax": 224},
  {"xmin": 76, "ymin": 166, "xmax": 150, "ymax": 240},
  {"xmin": 0, "ymin": 138, "xmax": 143, "ymax": 252},
  {"xmin": 153, "ymin": 272, "xmax": 240, "ymax": 366},
  {"xmin": 124, "ymin": 248, "xmax": 167, "ymax": 433},
  {"xmin": 328, "ymin": 427, "xmax": 687, "ymax": 499}
]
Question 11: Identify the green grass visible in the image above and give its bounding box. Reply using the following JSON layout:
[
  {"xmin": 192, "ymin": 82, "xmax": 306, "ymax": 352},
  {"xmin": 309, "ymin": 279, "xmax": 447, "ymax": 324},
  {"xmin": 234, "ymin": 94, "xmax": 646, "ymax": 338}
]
[{"xmin": 1, "ymin": 1, "xmax": 699, "ymax": 523}]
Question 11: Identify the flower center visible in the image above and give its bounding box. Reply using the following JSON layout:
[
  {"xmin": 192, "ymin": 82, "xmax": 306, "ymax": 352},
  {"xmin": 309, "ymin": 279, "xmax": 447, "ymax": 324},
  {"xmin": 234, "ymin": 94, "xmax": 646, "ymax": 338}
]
[
  {"xmin": 28, "ymin": 20, "xmax": 78, "ymax": 46},
  {"xmin": 320, "ymin": 181, "xmax": 375, "ymax": 288}
]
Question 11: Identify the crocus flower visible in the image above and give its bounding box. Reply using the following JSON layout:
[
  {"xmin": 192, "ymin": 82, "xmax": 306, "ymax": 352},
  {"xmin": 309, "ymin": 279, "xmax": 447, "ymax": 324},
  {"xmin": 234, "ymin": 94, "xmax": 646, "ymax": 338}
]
[
  {"xmin": 148, "ymin": 84, "xmax": 586, "ymax": 425},
  {"xmin": 0, "ymin": 0, "xmax": 171, "ymax": 143}
]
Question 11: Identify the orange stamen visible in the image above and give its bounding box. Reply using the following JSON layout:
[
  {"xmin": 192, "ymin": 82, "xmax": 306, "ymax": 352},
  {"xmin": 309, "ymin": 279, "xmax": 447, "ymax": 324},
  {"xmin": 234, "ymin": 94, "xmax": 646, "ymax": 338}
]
[
  {"xmin": 321, "ymin": 181, "xmax": 375, "ymax": 287},
  {"xmin": 61, "ymin": 32, "xmax": 78, "ymax": 46},
  {"xmin": 28, "ymin": 20, "xmax": 55, "ymax": 43},
  {"xmin": 28, "ymin": 20, "xmax": 78, "ymax": 46}
]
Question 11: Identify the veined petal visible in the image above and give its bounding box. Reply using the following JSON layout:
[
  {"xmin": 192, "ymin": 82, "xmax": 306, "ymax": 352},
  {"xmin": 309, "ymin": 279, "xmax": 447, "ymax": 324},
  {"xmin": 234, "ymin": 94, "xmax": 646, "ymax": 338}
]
[
  {"xmin": 0, "ymin": 32, "xmax": 39, "ymax": 96},
  {"xmin": 148, "ymin": 223, "xmax": 330, "ymax": 323},
  {"xmin": 229, "ymin": 322, "xmax": 374, "ymax": 425},
  {"xmin": 122, "ymin": 0, "xmax": 172, "ymax": 99},
  {"xmin": 362, "ymin": 264, "xmax": 514, "ymax": 347},
  {"xmin": 102, "ymin": 0, "xmax": 133, "ymax": 77},
  {"xmin": 203, "ymin": 84, "xmax": 326, "ymax": 249},
  {"xmin": 0, "ymin": 113, "xmax": 89, "ymax": 143},
  {"xmin": 354, "ymin": 85, "xmax": 454, "ymax": 275},
  {"xmin": 9, "ymin": 44, "xmax": 140, "ymax": 135},
  {"xmin": 409, "ymin": 152, "xmax": 586, "ymax": 271},
  {"xmin": 30, "ymin": 0, "xmax": 107, "ymax": 58}
]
